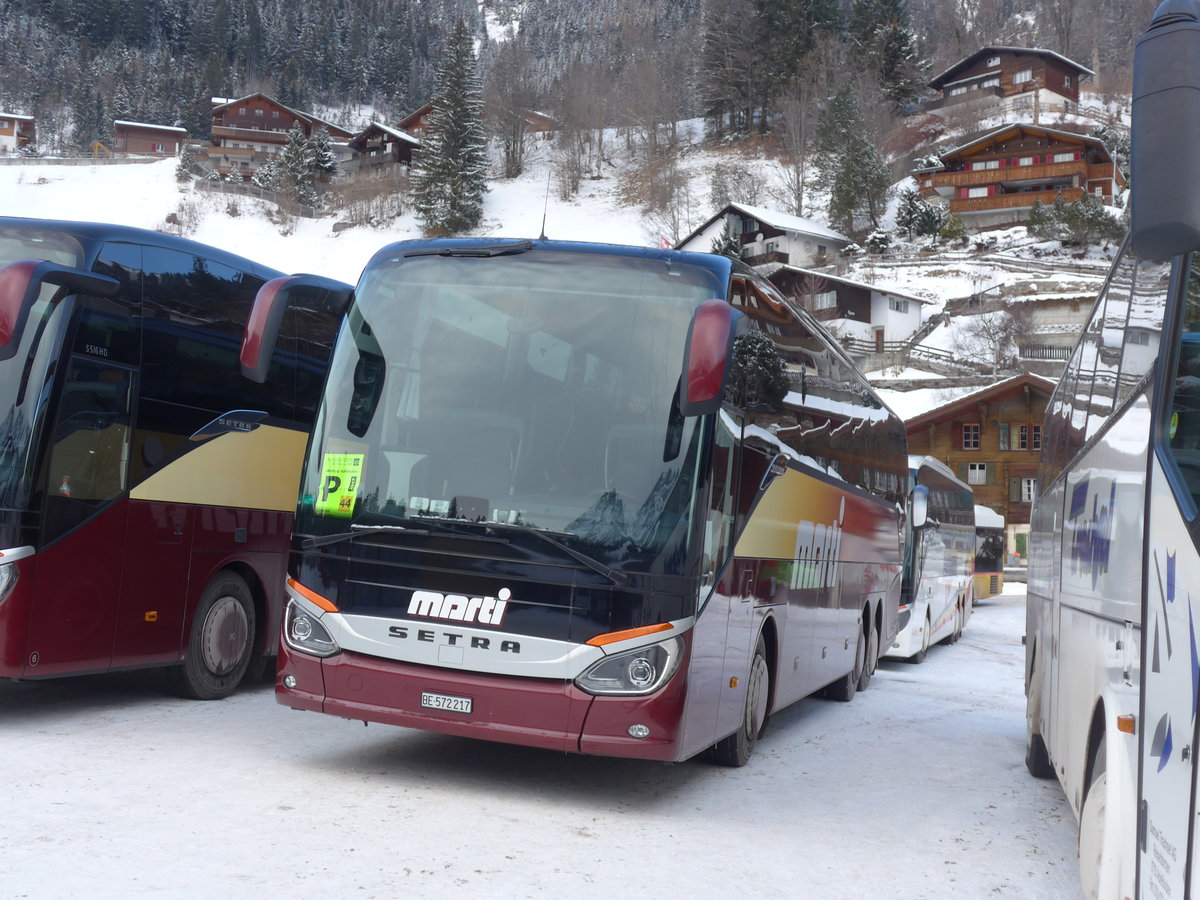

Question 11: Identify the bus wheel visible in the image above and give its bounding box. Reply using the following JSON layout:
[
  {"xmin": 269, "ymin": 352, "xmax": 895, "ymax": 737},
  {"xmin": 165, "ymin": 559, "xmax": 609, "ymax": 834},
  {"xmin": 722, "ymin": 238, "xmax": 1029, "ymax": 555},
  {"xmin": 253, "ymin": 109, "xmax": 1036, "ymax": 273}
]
[
  {"xmin": 168, "ymin": 572, "xmax": 255, "ymax": 700},
  {"xmin": 708, "ymin": 636, "xmax": 770, "ymax": 767},
  {"xmin": 910, "ymin": 612, "xmax": 931, "ymax": 664},
  {"xmin": 1078, "ymin": 742, "xmax": 1121, "ymax": 900},
  {"xmin": 947, "ymin": 604, "xmax": 963, "ymax": 645},
  {"xmin": 857, "ymin": 619, "xmax": 877, "ymax": 692},
  {"xmin": 825, "ymin": 625, "xmax": 864, "ymax": 703}
]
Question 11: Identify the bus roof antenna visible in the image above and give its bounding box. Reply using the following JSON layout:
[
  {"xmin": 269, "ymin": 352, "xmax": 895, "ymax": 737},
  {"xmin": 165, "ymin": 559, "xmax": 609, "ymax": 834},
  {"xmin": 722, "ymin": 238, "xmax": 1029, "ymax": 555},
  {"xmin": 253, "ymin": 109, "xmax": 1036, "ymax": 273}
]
[{"xmin": 538, "ymin": 170, "xmax": 550, "ymax": 241}]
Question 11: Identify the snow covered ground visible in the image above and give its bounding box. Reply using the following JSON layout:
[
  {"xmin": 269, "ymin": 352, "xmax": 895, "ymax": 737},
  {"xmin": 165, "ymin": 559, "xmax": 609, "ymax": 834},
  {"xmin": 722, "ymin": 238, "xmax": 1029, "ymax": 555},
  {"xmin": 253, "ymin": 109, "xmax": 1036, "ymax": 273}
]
[{"xmin": 2, "ymin": 583, "xmax": 1082, "ymax": 899}]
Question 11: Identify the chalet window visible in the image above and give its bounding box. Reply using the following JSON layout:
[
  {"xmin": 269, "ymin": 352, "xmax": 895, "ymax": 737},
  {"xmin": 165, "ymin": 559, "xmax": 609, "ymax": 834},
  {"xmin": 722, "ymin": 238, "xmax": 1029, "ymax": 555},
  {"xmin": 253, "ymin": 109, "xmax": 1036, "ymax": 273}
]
[
  {"xmin": 962, "ymin": 423, "xmax": 981, "ymax": 450},
  {"xmin": 1013, "ymin": 68, "xmax": 1033, "ymax": 84},
  {"xmin": 1019, "ymin": 156, "xmax": 1035, "ymax": 166},
  {"xmin": 968, "ymin": 463, "xmax": 987, "ymax": 485},
  {"xmin": 982, "ymin": 77, "xmax": 1000, "ymax": 88},
  {"xmin": 1052, "ymin": 151, "xmax": 1079, "ymax": 163},
  {"xmin": 1127, "ymin": 330, "xmax": 1151, "ymax": 346},
  {"xmin": 888, "ymin": 298, "xmax": 910, "ymax": 313},
  {"xmin": 970, "ymin": 159, "xmax": 1000, "ymax": 171},
  {"xmin": 272, "ymin": 110, "xmax": 280, "ymax": 118},
  {"xmin": 967, "ymin": 186, "xmax": 990, "ymax": 199},
  {"xmin": 950, "ymin": 86, "xmax": 967, "ymax": 97},
  {"xmin": 1012, "ymin": 477, "xmax": 1038, "ymax": 502},
  {"xmin": 0, "ymin": 120, "xmax": 9, "ymax": 129},
  {"xmin": 254, "ymin": 109, "xmax": 264, "ymax": 117},
  {"xmin": 998, "ymin": 424, "xmax": 1010, "ymax": 450},
  {"xmin": 986, "ymin": 56, "xmax": 1000, "ymax": 66},
  {"xmin": 1018, "ymin": 424, "xmax": 1042, "ymax": 450},
  {"xmin": 813, "ymin": 291, "xmax": 837, "ymax": 310}
]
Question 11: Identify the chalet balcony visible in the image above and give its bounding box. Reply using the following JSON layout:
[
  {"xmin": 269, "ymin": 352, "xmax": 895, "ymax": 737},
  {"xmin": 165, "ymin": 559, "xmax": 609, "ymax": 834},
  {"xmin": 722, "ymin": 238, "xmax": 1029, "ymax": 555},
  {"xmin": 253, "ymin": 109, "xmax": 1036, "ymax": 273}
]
[
  {"xmin": 928, "ymin": 160, "xmax": 1087, "ymax": 192},
  {"xmin": 211, "ymin": 124, "xmax": 291, "ymax": 143},
  {"xmin": 741, "ymin": 249, "xmax": 790, "ymax": 267},
  {"xmin": 949, "ymin": 187, "xmax": 1085, "ymax": 214}
]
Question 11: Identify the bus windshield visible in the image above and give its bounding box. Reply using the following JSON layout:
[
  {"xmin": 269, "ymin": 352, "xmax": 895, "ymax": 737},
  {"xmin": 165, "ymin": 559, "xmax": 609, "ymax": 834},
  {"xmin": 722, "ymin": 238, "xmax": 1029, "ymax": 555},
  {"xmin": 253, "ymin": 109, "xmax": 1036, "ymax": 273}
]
[{"xmin": 295, "ymin": 247, "xmax": 725, "ymax": 571}]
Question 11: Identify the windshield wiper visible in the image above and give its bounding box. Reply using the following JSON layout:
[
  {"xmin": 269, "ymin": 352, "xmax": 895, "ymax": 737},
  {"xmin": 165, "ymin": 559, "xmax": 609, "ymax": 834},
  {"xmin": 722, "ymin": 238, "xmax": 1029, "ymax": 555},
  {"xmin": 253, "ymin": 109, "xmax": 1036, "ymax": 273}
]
[
  {"xmin": 300, "ymin": 522, "xmax": 429, "ymax": 550},
  {"xmin": 403, "ymin": 241, "xmax": 533, "ymax": 259},
  {"xmin": 480, "ymin": 520, "xmax": 629, "ymax": 586}
]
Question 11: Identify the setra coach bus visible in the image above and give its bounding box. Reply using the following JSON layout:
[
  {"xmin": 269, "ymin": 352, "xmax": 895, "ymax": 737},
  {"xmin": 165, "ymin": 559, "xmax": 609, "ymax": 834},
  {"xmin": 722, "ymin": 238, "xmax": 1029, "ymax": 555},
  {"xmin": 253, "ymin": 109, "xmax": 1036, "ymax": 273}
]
[
  {"xmin": 245, "ymin": 237, "xmax": 910, "ymax": 765},
  {"xmin": 1025, "ymin": 1, "xmax": 1200, "ymax": 896},
  {"xmin": 885, "ymin": 455, "xmax": 975, "ymax": 663},
  {"xmin": 0, "ymin": 218, "xmax": 347, "ymax": 699}
]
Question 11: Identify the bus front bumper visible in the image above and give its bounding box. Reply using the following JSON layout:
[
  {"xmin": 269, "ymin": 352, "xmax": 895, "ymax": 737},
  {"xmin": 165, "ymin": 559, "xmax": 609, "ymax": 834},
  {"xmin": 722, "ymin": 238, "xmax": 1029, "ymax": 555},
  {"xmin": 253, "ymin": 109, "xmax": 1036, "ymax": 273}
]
[{"xmin": 275, "ymin": 643, "xmax": 689, "ymax": 761}]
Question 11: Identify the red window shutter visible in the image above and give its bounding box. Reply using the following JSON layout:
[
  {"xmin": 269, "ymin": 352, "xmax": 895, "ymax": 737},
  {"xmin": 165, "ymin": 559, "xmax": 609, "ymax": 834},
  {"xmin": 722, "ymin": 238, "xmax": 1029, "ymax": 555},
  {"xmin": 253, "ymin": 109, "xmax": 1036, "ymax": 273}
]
[
  {"xmin": 1075, "ymin": 151, "xmax": 1082, "ymax": 160},
  {"xmin": 999, "ymin": 158, "xmax": 1006, "ymax": 167},
  {"xmin": 1012, "ymin": 158, "xmax": 1019, "ymax": 167},
  {"xmin": 1032, "ymin": 154, "xmax": 1040, "ymax": 164},
  {"xmin": 989, "ymin": 185, "xmax": 996, "ymax": 196},
  {"xmin": 965, "ymin": 162, "xmax": 973, "ymax": 171}
]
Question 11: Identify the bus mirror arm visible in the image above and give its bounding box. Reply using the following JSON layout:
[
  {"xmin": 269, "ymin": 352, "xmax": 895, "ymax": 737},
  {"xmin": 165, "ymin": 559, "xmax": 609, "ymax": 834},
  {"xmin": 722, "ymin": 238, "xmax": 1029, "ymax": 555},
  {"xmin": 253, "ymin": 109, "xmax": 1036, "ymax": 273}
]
[
  {"xmin": 241, "ymin": 274, "xmax": 353, "ymax": 384},
  {"xmin": 0, "ymin": 260, "xmax": 119, "ymax": 362}
]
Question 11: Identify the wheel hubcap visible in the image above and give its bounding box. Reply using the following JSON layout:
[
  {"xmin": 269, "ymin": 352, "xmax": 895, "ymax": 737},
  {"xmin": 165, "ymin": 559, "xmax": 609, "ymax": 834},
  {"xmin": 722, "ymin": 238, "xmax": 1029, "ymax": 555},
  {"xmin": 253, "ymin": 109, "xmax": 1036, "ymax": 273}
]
[
  {"xmin": 746, "ymin": 654, "xmax": 769, "ymax": 737},
  {"xmin": 201, "ymin": 596, "xmax": 249, "ymax": 676}
]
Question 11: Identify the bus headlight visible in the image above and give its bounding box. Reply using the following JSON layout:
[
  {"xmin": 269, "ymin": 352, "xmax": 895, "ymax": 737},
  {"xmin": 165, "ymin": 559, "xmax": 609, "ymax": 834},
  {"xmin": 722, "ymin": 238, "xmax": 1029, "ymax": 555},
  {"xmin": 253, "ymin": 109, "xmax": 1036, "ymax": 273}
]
[
  {"xmin": 575, "ymin": 636, "xmax": 683, "ymax": 696},
  {"xmin": 283, "ymin": 600, "xmax": 340, "ymax": 658}
]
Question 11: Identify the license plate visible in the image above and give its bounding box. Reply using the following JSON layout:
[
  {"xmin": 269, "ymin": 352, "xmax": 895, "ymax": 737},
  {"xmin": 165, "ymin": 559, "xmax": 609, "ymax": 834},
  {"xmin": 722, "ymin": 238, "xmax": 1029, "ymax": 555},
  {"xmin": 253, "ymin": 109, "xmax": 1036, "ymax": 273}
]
[{"xmin": 420, "ymin": 691, "xmax": 472, "ymax": 714}]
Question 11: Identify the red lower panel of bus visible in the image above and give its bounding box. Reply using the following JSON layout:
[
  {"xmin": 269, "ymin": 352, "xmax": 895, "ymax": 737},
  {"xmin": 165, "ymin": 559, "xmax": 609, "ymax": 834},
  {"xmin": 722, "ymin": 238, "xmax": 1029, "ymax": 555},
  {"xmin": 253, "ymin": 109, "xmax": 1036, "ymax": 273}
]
[{"xmin": 276, "ymin": 644, "xmax": 690, "ymax": 761}]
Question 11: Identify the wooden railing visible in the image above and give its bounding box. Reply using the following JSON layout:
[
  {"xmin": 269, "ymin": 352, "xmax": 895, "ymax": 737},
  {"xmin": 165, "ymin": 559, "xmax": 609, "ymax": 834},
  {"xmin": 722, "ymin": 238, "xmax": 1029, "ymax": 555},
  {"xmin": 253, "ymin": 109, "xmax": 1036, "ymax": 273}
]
[
  {"xmin": 949, "ymin": 188, "xmax": 1085, "ymax": 214},
  {"xmin": 929, "ymin": 160, "xmax": 1088, "ymax": 190},
  {"xmin": 742, "ymin": 250, "xmax": 790, "ymax": 267}
]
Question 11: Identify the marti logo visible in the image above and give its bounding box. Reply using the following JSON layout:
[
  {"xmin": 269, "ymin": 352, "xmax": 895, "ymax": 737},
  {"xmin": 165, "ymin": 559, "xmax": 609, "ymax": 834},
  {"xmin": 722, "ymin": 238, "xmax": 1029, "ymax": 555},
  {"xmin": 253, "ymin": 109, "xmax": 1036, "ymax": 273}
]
[
  {"xmin": 790, "ymin": 498, "xmax": 846, "ymax": 590},
  {"xmin": 407, "ymin": 588, "xmax": 511, "ymax": 626}
]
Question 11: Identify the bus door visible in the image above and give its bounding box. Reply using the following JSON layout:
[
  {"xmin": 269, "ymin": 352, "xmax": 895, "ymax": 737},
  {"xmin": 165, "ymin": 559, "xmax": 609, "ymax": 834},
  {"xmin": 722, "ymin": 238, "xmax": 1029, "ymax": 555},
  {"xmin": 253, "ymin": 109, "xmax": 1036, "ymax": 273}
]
[
  {"xmin": 1139, "ymin": 267, "xmax": 1200, "ymax": 898},
  {"xmin": 682, "ymin": 408, "xmax": 746, "ymax": 751},
  {"xmin": 26, "ymin": 351, "xmax": 134, "ymax": 675}
]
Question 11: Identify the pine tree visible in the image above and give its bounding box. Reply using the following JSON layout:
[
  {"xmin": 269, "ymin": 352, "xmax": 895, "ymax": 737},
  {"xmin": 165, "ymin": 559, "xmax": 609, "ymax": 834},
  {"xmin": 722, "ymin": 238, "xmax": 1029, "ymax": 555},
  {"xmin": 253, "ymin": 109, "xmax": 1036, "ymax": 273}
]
[
  {"xmin": 311, "ymin": 126, "xmax": 337, "ymax": 179},
  {"xmin": 710, "ymin": 222, "xmax": 741, "ymax": 258},
  {"xmin": 411, "ymin": 18, "xmax": 489, "ymax": 235},
  {"xmin": 814, "ymin": 86, "xmax": 894, "ymax": 234},
  {"xmin": 276, "ymin": 122, "xmax": 317, "ymax": 208}
]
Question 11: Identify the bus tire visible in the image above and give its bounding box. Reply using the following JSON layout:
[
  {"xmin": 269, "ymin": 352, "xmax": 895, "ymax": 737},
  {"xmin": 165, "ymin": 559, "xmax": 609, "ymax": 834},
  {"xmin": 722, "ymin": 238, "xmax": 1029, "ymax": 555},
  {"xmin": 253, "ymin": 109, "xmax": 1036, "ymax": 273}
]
[
  {"xmin": 1026, "ymin": 731, "xmax": 1055, "ymax": 778},
  {"xmin": 947, "ymin": 604, "xmax": 963, "ymax": 645},
  {"xmin": 857, "ymin": 619, "xmax": 878, "ymax": 692},
  {"xmin": 1078, "ymin": 742, "xmax": 1121, "ymax": 900},
  {"xmin": 910, "ymin": 612, "xmax": 931, "ymax": 664},
  {"xmin": 825, "ymin": 625, "xmax": 865, "ymax": 703},
  {"xmin": 168, "ymin": 572, "xmax": 255, "ymax": 701},
  {"xmin": 707, "ymin": 636, "xmax": 770, "ymax": 767}
]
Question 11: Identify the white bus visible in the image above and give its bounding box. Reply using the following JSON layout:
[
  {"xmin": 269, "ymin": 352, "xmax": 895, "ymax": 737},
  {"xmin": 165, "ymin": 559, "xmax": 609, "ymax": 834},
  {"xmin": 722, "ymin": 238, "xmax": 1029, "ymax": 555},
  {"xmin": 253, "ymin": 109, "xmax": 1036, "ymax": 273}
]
[
  {"xmin": 1024, "ymin": 4, "xmax": 1200, "ymax": 897},
  {"xmin": 885, "ymin": 456, "xmax": 975, "ymax": 663}
]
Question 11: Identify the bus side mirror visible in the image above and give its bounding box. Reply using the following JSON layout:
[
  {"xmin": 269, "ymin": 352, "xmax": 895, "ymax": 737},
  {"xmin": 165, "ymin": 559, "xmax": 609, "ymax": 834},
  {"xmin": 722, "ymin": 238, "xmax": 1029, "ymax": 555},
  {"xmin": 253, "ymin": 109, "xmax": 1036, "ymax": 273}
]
[
  {"xmin": 0, "ymin": 259, "xmax": 119, "ymax": 362},
  {"xmin": 911, "ymin": 484, "xmax": 930, "ymax": 530},
  {"xmin": 1132, "ymin": 0, "xmax": 1200, "ymax": 259},
  {"xmin": 679, "ymin": 299, "xmax": 743, "ymax": 417},
  {"xmin": 241, "ymin": 274, "xmax": 353, "ymax": 383}
]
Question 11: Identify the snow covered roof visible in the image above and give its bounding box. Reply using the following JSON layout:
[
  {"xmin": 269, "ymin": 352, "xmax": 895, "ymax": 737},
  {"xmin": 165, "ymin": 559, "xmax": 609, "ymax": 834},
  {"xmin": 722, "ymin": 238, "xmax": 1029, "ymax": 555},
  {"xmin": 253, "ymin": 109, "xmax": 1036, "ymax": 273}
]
[
  {"xmin": 975, "ymin": 504, "xmax": 1006, "ymax": 528},
  {"xmin": 677, "ymin": 203, "xmax": 850, "ymax": 250},
  {"xmin": 0, "ymin": 112, "xmax": 34, "ymax": 121},
  {"xmin": 358, "ymin": 121, "xmax": 421, "ymax": 146},
  {"xmin": 933, "ymin": 123, "xmax": 1115, "ymax": 163},
  {"xmin": 774, "ymin": 265, "xmax": 932, "ymax": 304},
  {"xmin": 904, "ymin": 372, "xmax": 1058, "ymax": 427},
  {"xmin": 929, "ymin": 47, "xmax": 1095, "ymax": 89},
  {"xmin": 114, "ymin": 120, "xmax": 187, "ymax": 134}
]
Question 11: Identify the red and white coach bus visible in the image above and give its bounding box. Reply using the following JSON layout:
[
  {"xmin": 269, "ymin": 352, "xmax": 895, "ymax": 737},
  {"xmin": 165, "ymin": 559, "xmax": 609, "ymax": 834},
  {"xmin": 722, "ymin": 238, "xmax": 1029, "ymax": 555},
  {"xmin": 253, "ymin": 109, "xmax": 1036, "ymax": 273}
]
[
  {"xmin": 0, "ymin": 218, "xmax": 347, "ymax": 698},
  {"xmin": 1024, "ymin": 2, "xmax": 1200, "ymax": 896},
  {"xmin": 244, "ymin": 238, "xmax": 910, "ymax": 764}
]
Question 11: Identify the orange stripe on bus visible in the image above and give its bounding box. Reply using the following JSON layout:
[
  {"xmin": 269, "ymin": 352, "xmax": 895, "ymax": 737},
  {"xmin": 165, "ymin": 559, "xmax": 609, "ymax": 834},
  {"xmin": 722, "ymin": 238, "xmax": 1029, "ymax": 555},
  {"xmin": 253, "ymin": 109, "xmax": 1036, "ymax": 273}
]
[
  {"xmin": 586, "ymin": 622, "xmax": 672, "ymax": 647},
  {"xmin": 287, "ymin": 576, "xmax": 339, "ymax": 612}
]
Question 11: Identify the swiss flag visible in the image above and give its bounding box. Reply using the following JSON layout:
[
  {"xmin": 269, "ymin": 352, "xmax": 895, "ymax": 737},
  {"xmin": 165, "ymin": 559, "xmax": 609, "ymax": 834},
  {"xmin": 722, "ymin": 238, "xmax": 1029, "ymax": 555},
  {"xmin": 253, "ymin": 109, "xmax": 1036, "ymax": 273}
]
[{"xmin": 659, "ymin": 235, "xmax": 671, "ymax": 249}]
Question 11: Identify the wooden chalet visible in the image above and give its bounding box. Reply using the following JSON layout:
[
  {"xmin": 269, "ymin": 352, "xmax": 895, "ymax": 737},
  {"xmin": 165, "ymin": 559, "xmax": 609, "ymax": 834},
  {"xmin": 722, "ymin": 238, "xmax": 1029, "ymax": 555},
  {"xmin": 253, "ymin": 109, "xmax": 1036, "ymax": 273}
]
[
  {"xmin": 208, "ymin": 93, "xmax": 354, "ymax": 180},
  {"xmin": 768, "ymin": 266, "xmax": 929, "ymax": 351},
  {"xmin": 347, "ymin": 121, "xmax": 420, "ymax": 173},
  {"xmin": 929, "ymin": 47, "xmax": 1093, "ymax": 107},
  {"xmin": 905, "ymin": 373, "xmax": 1056, "ymax": 551},
  {"xmin": 113, "ymin": 120, "xmax": 188, "ymax": 156},
  {"xmin": 676, "ymin": 203, "xmax": 851, "ymax": 271},
  {"xmin": 395, "ymin": 103, "xmax": 434, "ymax": 139},
  {"xmin": 915, "ymin": 124, "xmax": 1125, "ymax": 228},
  {"xmin": 0, "ymin": 112, "xmax": 35, "ymax": 154}
]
